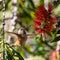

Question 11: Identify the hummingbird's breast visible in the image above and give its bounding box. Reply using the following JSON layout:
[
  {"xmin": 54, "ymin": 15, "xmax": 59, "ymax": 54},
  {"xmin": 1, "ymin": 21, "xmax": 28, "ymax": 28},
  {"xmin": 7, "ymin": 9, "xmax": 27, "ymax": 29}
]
[{"xmin": 18, "ymin": 34, "xmax": 27, "ymax": 46}]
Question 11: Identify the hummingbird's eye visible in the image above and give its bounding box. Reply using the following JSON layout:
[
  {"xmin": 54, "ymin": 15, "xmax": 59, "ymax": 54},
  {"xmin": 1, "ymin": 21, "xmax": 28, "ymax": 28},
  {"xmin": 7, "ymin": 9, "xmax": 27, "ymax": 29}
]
[{"xmin": 21, "ymin": 29, "xmax": 23, "ymax": 30}]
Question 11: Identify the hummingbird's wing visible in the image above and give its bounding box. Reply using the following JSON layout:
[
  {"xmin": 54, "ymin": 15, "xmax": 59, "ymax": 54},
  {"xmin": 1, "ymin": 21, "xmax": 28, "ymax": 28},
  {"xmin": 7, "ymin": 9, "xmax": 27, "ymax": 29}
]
[
  {"xmin": 6, "ymin": 32, "xmax": 34, "ymax": 46},
  {"xmin": 26, "ymin": 33, "xmax": 35, "ymax": 38},
  {"xmin": 6, "ymin": 32, "xmax": 22, "ymax": 46},
  {"xmin": 6, "ymin": 32, "xmax": 19, "ymax": 39}
]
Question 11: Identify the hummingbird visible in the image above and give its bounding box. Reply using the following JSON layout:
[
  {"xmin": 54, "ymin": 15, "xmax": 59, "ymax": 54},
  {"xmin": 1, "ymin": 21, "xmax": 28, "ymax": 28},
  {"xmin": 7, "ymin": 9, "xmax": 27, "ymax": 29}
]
[
  {"xmin": 7, "ymin": 28, "xmax": 34, "ymax": 46},
  {"xmin": 7, "ymin": 28, "xmax": 27, "ymax": 46}
]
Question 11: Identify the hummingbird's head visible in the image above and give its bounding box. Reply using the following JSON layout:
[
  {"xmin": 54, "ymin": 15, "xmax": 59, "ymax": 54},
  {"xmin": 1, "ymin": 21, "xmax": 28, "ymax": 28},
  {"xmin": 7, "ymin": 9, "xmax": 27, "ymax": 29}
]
[{"xmin": 18, "ymin": 28, "xmax": 26, "ymax": 35}]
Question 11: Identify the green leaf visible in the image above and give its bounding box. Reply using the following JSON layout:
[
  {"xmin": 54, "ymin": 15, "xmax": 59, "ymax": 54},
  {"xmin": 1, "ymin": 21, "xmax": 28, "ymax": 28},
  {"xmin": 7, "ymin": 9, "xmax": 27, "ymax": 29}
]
[
  {"xmin": 0, "ymin": 3, "xmax": 3, "ymax": 11},
  {"xmin": 52, "ymin": 36, "xmax": 60, "ymax": 42},
  {"xmin": 57, "ymin": 30, "xmax": 60, "ymax": 34},
  {"xmin": 40, "ymin": 0, "xmax": 44, "ymax": 6},
  {"xmin": 6, "ymin": 43, "xmax": 24, "ymax": 60},
  {"xmin": 53, "ymin": 4, "xmax": 60, "ymax": 17},
  {"xmin": 5, "ymin": 0, "xmax": 11, "ymax": 10},
  {"xmin": 28, "ymin": 0, "xmax": 35, "ymax": 9},
  {"xmin": 50, "ymin": 31, "xmax": 56, "ymax": 40},
  {"xmin": 6, "ymin": 51, "xmax": 14, "ymax": 60}
]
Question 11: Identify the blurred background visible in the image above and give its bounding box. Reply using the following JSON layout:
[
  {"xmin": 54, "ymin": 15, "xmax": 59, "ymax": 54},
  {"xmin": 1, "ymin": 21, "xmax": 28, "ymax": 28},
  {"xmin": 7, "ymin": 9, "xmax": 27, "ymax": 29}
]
[{"xmin": 0, "ymin": 0, "xmax": 60, "ymax": 60}]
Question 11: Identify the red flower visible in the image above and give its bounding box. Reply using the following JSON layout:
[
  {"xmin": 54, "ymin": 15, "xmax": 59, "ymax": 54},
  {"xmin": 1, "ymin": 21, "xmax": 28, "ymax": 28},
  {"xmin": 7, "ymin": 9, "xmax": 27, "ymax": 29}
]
[
  {"xmin": 50, "ymin": 14, "xmax": 57, "ymax": 24},
  {"xmin": 35, "ymin": 28, "xmax": 43, "ymax": 34},
  {"xmin": 35, "ymin": 6, "xmax": 48, "ymax": 21},
  {"xmin": 45, "ymin": 24, "xmax": 53, "ymax": 31},
  {"xmin": 34, "ymin": 4, "xmax": 57, "ymax": 34},
  {"xmin": 34, "ymin": 21, "xmax": 41, "ymax": 27},
  {"xmin": 48, "ymin": 4, "xmax": 54, "ymax": 12}
]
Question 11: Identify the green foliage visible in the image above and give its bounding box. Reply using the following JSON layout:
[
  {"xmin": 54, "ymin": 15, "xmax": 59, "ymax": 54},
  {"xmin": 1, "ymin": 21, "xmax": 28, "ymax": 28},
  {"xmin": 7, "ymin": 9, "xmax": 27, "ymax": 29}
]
[
  {"xmin": 52, "ymin": 36, "xmax": 60, "ymax": 42},
  {"xmin": 40, "ymin": 0, "xmax": 44, "ymax": 6},
  {"xmin": 5, "ymin": 43, "xmax": 24, "ymax": 60},
  {"xmin": 17, "ymin": 0, "xmax": 35, "ymax": 31},
  {"xmin": 57, "ymin": 30, "xmax": 60, "ymax": 34},
  {"xmin": 53, "ymin": 4, "xmax": 60, "ymax": 17},
  {"xmin": 5, "ymin": 0, "xmax": 12, "ymax": 10},
  {"xmin": 0, "ymin": 2, "xmax": 3, "ymax": 11},
  {"xmin": 34, "ymin": 35, "xmax": 53, "ymax": 56}
]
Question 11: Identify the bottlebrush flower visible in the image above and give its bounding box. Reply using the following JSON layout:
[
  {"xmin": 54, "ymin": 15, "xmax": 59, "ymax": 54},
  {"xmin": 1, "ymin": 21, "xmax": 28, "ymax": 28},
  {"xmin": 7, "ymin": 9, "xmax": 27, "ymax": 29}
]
[
  {"xmin": 44, "ymin": 24, "xmax": 53, "ymax": 31},
  {"xmin": 35, "ymin": 28, "xmax": 43, "ymax": 34},
  {"xmin": 48, "ymin": 4, "xmax": 54, "ymax": 12},
  {"xmin": 50, "ymin": 14, "xmax": 57, "ymax": 24},
  {"xmin": 35, "ymin": 6, "xmax": 48, "ymax": 21},
  {"xmin": 34, "ymin": 4, "xmax": 57, "ymax": 34}
]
